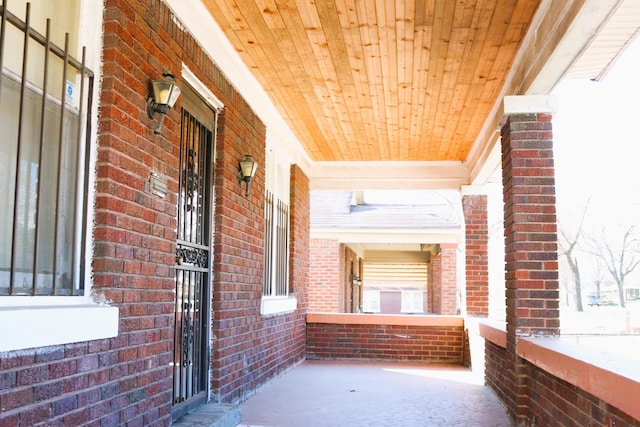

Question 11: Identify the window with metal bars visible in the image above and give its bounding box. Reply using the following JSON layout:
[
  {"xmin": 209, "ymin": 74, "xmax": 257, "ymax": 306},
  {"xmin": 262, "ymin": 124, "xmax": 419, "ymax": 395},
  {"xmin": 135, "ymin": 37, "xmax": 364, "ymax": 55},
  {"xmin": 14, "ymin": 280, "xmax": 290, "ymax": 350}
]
[
  {"xmin": 0, "ymin": 1, "xmax": 93, "ymax": 296},
  {"xmin": 263, "ymin": 190, "xmax": 290, "ymax": 297}
]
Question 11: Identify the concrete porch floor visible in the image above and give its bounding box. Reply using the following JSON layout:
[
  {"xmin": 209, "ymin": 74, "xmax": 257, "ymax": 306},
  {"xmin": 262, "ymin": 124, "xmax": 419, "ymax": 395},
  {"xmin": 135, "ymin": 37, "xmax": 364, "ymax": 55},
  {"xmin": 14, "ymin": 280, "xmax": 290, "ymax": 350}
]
[{"xmin": 238, "ymin": 361, "xmax": 513, "ymax": 427}]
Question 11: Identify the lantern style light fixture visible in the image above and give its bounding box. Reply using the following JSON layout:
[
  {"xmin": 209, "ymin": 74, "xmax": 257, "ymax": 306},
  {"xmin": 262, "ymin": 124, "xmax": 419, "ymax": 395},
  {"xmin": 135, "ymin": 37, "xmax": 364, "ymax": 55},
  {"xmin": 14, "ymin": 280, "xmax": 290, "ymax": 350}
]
[
  {"xmin": 147, "ymin": 72, "xmax": 181, "ymax": 135},
  {"xmin": 238, "ymin": 154, "xmax": 258, "ymax": 197}
]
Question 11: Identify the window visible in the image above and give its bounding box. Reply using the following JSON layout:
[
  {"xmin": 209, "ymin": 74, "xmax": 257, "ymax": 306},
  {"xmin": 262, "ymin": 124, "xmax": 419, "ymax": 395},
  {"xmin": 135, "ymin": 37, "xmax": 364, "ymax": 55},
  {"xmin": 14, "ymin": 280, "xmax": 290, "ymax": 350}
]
[
  {"xmin": 0, "ymin": 0, "xmax": 117, "ymax": 351},
  {"xmin": 261, "ymin": 148, "xmax": 296, "ymax": 314},
  {"xmin": 401, "ymin": 291, "xmax": 425, "ymax": 313},
  {"xmin": 1, "ymin": 0, "xmax": 88, "ymax": 296},
  {"xmin": 362, "ymin": 290, "xmax": 381, "ymax": 313}
]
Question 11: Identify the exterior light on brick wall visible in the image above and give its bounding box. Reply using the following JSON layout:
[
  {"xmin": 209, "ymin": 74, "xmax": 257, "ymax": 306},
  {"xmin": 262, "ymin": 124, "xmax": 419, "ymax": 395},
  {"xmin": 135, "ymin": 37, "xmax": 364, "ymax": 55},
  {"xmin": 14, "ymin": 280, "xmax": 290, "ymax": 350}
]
[
  {"xmin": 147, "ymin": 72, "xmax": 181, "ymax": 135},
  {"xmin": 351, "ymin": 275, "xmax": 362, "ymax": 286},
  {"xmin": 238, "ymin": 154, "xmax": 258, "ymax": 197}
]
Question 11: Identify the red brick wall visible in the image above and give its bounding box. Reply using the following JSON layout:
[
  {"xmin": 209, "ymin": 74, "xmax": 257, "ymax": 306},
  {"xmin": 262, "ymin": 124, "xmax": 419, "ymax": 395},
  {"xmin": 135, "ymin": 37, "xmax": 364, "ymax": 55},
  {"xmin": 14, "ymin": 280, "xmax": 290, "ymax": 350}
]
[
  {"xmin": 440, "ymin": 244, "xmax": 458, "ymax": 315},
  {"xmin": 307, "ymin": 323, "xmax": 464, "ymax": 363},
  {"xmin": 485, "ymin": 341, "xmax": 517, "ymax": 421},
  {"xmin": 309, "ymin": 239, "xmax": 342, "ymax": 312},
  {"xmin": 525, "ymin": 360, "xmax": 640, "ymax": 426},
  {"xmin": 0, "ymin": 1, "xmax": 307, "ymax": 424},
  {"xmin": 500, "ymin": 112, "xmax": 560, "ymax": 424},
  {"xmin": 485, "ymin": 341, "xmax": 640, "ymax": 426},
  {"xmin": 290, "ymin": 165, "xmax": 310, "ymax": 309},
  {"xmin": 462, "ymin": 194, "xmax": 489, "ymax": 317}
]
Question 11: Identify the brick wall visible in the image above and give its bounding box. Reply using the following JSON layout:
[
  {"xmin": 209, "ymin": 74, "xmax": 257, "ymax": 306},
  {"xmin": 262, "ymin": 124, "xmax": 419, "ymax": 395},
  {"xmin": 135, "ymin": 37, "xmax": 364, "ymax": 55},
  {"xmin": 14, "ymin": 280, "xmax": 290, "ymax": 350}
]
[
  {"xmin": 430, "ymin": 255, "xmax": 441, "ymax": 313},
  {"xmin": 434, "ymin": 243, "xmax": 458, "ymax": 315},
  {"xmin": 308, "ymin": 239, "xmax": 342, "ymax": 312},
  {"xmin": 485, "ymin": 341, "xmax": 516, "ymax": 421},
  {"xmin": 0, "ymin": 0, "xmax": 308, "ymax": 424},
  {"xmin": 462, "ymin": 194, "xmax": 489, "ymax": 317},
  {"xmin": 307, "ymin": 322, "xmax": 464, "ymax": 363},
  {"xmin": 526, "ymin": 360, "xmax": 640, "ymax": 426},
  {"xmin": 485, "ymin": 341, "xmax": 640, "ymax": 426},
  {"xmin": 290, "ymin": 165, "xmax": 310, "ymax": 310}
]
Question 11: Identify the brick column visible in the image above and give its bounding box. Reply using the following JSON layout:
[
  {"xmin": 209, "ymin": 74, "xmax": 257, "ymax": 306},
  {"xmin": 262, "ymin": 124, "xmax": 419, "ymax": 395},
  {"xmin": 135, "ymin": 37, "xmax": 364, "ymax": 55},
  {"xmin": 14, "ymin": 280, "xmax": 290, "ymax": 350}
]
[
  {"xmin": 430, "ymin": 255, "xmax": 441, "ymax": 314},
  {"xmin": 500, "ymin": 96, "xmax": 560, "ymax": 423},
  {"xmin": 432, "ymin": 243, "xmax": 458, "ymax": 315},
  {"xmin": 462, "ymin": 192, "xmax": 489, "ymax": 317},
  {"xmin": 308, "ymin": 238, "xmax": 342, "ymax": 312}
]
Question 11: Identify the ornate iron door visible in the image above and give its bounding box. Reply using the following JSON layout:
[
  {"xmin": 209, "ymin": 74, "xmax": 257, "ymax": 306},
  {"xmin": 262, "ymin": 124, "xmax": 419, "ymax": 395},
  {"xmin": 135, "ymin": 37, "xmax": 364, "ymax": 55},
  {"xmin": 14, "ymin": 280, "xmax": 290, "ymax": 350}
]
[{"xmin": 172, "ymin": 86, "xmax": 215, "ymax": 409}]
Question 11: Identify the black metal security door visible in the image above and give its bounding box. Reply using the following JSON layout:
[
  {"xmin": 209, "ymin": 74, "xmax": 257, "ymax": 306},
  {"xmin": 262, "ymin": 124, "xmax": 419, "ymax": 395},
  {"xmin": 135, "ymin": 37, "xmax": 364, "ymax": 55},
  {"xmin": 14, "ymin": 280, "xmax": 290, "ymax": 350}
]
[{"xmin": 172, "ymin": 85, "xmax": 215, "ymax": 414}]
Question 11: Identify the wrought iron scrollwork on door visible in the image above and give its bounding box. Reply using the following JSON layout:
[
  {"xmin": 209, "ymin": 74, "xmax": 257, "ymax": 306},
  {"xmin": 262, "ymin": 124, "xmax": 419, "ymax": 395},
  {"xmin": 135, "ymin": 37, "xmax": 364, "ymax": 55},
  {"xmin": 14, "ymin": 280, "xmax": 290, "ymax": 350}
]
[{"xmin": 176, "ymin": 246, "xmax": 208, "ymax": 268}]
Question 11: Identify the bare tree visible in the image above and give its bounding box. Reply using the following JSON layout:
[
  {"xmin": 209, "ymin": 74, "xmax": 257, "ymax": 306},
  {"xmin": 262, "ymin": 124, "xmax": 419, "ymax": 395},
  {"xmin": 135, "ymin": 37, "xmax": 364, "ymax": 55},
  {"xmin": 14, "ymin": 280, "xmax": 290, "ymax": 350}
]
[
  {"xmin": 559, "ymin": 208, "xmax": 588, "ymax": 311},
  {"xmin": 591, "ymin": 225, "xmax": 640, "ymax": 308}
]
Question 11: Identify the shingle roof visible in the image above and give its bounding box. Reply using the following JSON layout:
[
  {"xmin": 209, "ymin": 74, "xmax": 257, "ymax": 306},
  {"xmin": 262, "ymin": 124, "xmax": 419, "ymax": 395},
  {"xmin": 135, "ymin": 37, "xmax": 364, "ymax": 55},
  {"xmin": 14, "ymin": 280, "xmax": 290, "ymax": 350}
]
[{"xmin": 310, "ymin": 191, "xmax": 460, "ymax": 230}]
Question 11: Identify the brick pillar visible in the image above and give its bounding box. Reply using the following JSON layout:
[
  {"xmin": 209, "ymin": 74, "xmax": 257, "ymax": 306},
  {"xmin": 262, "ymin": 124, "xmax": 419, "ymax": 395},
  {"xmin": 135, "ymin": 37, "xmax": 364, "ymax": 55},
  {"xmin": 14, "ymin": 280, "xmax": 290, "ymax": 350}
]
[
  {"xmin": 431, "ymin": 243, "xmax": 458, "ymax": 315},
  {"xmin": 308, "ymin": 238, "xmax": 342, "ymax": 312},
  {"xmin": 501, "ymin": 102, "xmax": 560, "ymax": 423},
  {"xmin": 462, "ymin": 193, "xmax": 489, "ymax": 317},
  {"xmin": 290, "ymin": 165, "xmax": 309, "ymax": 310},
  {"xmin": 430, "ymin": 255, "xmax": 441, "ymax": 314}
]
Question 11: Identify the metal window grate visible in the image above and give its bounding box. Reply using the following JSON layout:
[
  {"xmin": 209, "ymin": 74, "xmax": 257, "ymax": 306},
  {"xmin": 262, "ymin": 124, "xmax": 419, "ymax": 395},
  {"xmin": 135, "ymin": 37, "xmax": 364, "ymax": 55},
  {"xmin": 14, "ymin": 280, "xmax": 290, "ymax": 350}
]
[
  {"xmin": 0, "ymin": 1, "xmax": 94, "ymax": 295},
  {"xmin": 263, "ymin": 190, "xmax": 289, "ymax": 297}
]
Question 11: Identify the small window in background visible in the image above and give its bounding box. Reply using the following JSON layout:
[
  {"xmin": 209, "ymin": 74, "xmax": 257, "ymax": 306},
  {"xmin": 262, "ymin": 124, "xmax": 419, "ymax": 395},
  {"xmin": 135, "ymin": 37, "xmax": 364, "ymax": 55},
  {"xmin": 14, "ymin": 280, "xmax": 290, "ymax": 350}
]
[{"xmin": 362, "ymin": 290, "xmax": 381, "ymax": 313}]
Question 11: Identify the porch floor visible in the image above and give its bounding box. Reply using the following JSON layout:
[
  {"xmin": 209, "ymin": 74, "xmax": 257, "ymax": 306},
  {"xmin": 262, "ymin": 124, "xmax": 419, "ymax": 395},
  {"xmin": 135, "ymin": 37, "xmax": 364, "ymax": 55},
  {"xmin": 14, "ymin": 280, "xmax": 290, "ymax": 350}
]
[{"xmin": 238, "ymin": 360, "xmax": 512, "ymax": 427}]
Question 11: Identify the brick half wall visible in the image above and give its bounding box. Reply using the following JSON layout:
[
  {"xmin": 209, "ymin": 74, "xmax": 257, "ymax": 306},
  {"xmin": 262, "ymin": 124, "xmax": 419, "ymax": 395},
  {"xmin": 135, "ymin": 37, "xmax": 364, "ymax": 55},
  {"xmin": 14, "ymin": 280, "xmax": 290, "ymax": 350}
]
[
  {"xmin": 306, "ymin": 314, "xmax": 465, "ymax": 364},
  {"xmin": 481, "ymin": 323, "xmax": 640, "ymax": 426}
]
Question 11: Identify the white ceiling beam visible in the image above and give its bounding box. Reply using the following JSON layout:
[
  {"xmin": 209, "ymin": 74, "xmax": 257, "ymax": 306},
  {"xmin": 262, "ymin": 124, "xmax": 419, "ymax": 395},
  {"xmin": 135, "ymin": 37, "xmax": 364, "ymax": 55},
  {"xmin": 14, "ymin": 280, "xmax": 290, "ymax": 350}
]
[{"xmin": 309, "ymin": 161, "xmax": 469, "ymax": 190}]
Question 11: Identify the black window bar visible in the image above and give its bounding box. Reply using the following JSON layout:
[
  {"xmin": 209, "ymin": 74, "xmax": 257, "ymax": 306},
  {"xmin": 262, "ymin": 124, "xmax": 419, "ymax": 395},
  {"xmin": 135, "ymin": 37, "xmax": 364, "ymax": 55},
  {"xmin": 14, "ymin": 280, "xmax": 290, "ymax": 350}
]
[
  {"xmin": 263, "ymin": 190, "xmax": 289, "ymax": 297},
  {"xmin": 0, "ymin": 0, "xmax": 94, "ymax": 296}
]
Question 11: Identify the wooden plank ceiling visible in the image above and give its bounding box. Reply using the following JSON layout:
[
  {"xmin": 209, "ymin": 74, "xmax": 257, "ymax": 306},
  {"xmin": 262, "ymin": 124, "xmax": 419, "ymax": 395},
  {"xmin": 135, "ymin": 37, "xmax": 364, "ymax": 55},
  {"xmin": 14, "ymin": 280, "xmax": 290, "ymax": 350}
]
[{"xmin": 203, "ymin": 0, "xmax": 542, "ymax": 162}]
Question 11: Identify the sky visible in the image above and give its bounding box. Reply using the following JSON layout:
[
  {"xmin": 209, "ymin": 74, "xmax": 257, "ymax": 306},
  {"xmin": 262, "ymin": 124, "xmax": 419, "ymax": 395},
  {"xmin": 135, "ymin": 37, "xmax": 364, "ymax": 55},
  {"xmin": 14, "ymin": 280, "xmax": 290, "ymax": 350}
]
[{"xmin": 552, "ymin": 35, "xmax": 640, "ymax": 227}]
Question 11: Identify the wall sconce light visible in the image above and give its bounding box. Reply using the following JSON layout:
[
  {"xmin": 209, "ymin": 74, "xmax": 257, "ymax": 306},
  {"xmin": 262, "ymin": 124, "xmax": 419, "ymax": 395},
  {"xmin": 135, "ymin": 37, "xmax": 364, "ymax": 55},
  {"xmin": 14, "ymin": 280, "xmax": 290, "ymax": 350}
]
[
  {"xmin": 238, "ymin": 154, "xmax": 258, "ymax": 197},
  {"xmin": 147, "ymin": 72, "xmax": 181, "ymax": 135},
  {"xmin": 351, "ymin": 275, "xmax": 362, "ymax": 286}
]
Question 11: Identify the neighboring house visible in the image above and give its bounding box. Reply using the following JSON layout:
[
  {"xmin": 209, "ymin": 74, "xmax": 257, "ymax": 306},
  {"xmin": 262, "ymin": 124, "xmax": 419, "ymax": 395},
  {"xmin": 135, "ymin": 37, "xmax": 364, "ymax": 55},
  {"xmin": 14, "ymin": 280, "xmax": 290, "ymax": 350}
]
[{"xmin": 309, "ymin": 190, "xmax": 461, "ymax": 315}]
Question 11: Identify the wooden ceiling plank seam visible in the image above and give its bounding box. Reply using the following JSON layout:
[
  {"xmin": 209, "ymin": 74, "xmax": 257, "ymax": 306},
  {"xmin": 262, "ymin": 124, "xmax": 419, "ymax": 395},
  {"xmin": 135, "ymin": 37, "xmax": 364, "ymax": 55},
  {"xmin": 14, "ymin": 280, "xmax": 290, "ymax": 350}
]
[
  {"xmin": 440, "ymin": 28, "xmax": 471, "ymax": 159},
  {"xmin": 417, "ymin": 0, "xmax": 443, "ymax": 159},
  {"xmin": 271, "ymin": 28, "xmax": 337, "ymax": 159},
  {"xmin": 456, "ymin": 0, "xmax": 496, "ymax": 86},
  {"xmin": 437, "ymin": 0, "xmax": 475, "ymax": 159},
  {"xmin": 422, "ymin": 0, "xmax": 455, "ymax": 160},
  {"xmin": 278, "ymin": 0, "xmax": 349, "ymax": 159},
  {"xmin": 240, "ymin": 0, "xmax": 338, "ymax": 159},
  {"xmin": 254, "ymin": 0, "xmax": 287, "ymax": 29},
  {"xmin": 372, "ymin": 0, "xmax": 396, "ymax": 159},
  {"xmin": 356, "ymin": 0, "xmax": 389, "ymax": 160},
  {"xmin": 302, "ymin": 10, "xmax": 351, "ymax": 159},
  {"xmin": 293, "ymin": 0, "xmax": 348, "ymax": 159},
  {"xmin": 315, "ymin": 0, "xmax": 363, "ymax": 160},
  {"xmin": 396, "ymin": 0, "xmax": 415, "ymax": 160},
  {"xmin": 448, "ymin": 0, "xmax": 502, "ymax": 160},
  {"xmin": 456, "ymin": 0, "xmax": 525, "ymax": 161},
  {"xmin": 408, "ymin": 26, "xmax": 431, "ymax": 159},
  {"xmin": 335, "ymin": 0, "xmax": 380, "ymax": 160},
  {"xmin": 377, "ymin": 0, "xmax": 400, "ymax": 159}
]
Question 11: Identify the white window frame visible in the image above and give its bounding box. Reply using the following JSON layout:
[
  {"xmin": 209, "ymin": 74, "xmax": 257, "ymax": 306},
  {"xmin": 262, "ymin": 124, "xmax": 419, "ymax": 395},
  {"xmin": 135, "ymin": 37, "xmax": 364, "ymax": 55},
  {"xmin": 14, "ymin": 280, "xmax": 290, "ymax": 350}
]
[
  {"xmin": 0, "ymin": 0, "xmax": 118, "ymax": 352},
  {"xmin": 401, "ymin": 291, "xmax": 425, "ymax": 314},
  {"xmin": 362, "ymin": 290, "xmax": 381, "ymax": 313},
  {"xmin": 261, "ymin": 145, "xmax": 296, "ymax": 315}
]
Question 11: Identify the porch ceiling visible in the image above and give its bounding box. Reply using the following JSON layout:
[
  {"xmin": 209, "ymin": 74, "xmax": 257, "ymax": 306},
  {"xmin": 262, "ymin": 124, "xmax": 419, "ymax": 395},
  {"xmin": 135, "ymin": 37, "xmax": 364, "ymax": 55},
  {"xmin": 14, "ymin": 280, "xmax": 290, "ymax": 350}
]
[
  {"xmin": 188, "ymin": 0, "xmax": 639, "ymax": 189},
  {"xmin": 204, "ymin": 0, "xmax": 542, "ymax": 165}
]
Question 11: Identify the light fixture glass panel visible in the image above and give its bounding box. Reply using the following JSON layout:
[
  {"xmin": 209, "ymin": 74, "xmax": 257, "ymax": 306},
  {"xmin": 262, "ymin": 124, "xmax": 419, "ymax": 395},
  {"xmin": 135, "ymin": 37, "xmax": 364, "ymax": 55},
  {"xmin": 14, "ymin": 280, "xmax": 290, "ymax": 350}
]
[
  {"xmin": 152, "ymin": 79, "xmax": 179, "ymax": 106},
  {"xmin": 240, "ymin": 156, "xmax": 258, "ymax": 178}
]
